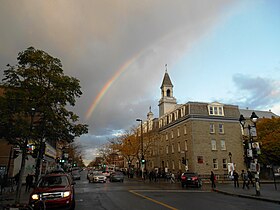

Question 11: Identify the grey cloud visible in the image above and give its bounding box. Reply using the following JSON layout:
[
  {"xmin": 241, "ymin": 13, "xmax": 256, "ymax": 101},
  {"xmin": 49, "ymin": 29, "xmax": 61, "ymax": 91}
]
[
  {"xmin": 232, "ymin": 74, "xmax": 280, "ymax": 110},
  {"xmin": 0, "ymin": 0, "xmax": 236, "ymax": 162}
]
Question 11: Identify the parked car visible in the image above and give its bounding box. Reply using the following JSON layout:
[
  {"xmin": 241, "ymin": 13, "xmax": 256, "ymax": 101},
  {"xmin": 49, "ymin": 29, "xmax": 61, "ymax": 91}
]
[
  {"xmin": 71, "ymin": 169, "xmax": 81, "ymax": 180},
  {"xmin": 181, "ymin": 172, "xmax": 202, "ymax": 188},
  {"xmin": 109, "ymin": 172, "xmax": 124, "ymax": 182},
  {"xmin": 88, "ymin": 171, "xmax": 107, "ymax": 183},
  {"xmin": 29, "ymin": 173, "xmax": 75, "ymax": 210}
]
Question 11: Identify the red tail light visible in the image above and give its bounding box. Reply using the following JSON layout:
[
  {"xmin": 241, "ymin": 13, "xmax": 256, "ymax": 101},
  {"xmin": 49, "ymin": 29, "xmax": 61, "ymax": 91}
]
[
  {"xmin": 192, "ymin": 176, "xmax": 198, "ymax": 181},
  {"xmin": 181, "ymin": 176, "xmax": 186, "ymax": 180}
]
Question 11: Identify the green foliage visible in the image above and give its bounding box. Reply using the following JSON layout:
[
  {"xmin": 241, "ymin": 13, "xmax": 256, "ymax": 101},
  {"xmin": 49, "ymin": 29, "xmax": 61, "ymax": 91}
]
[
  {"xmin": 0, "ymin": 46, "xmax": 88, "ymax": 147},
  {"xmin": 257, "ymin": 117, "xmax": 280, "ymax": 165}
]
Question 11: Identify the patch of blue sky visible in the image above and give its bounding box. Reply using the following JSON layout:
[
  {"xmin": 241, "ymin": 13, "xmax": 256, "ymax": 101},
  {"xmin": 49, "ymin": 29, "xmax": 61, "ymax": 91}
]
[{"xmin": 173, "ymin": 0, "xmax": 280, "ymax": 106}]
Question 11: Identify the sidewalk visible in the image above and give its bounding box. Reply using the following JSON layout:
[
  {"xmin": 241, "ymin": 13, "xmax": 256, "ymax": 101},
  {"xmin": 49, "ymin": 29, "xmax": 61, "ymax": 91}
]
[
  {"xmin": 0, "ymin": 186, "xmax": 31, "ymax": 207},
  {"xmin": 214, "ymin": 182, "xmax": 280, "ymax": 204}
]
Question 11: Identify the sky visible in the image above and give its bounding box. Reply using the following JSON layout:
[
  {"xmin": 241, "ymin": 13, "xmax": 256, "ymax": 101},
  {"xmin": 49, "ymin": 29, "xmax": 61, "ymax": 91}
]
[{"xmin": 0, "ymin": 0, "xmax": 280, "ymax": 165}]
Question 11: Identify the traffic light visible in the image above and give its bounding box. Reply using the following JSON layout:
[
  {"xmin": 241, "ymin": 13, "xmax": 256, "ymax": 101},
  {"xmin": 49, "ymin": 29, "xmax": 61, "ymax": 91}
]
[
  {"xmin": 182, "ymin": 157, "xmax": 186, "ymax": 165},
  {"xmin": 141, "ymin": 159, "xmax": 146, "ymax": 164}
]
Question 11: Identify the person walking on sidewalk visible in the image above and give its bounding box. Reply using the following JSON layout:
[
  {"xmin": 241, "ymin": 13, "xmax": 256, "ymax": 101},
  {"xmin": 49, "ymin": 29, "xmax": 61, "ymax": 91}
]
[
  {"xmin": 233, "ymin": 170, "xmax": 239, "ymax": 188},
  {"xmin": 247, "ymin": 169, "xmax": 254, "ymax": 187},
  {"xmin": 241, "ymin": 170, "xmax": 249, "ymax": 189},
  {"xmin": 25, "ymin": 174, "xmax": 33, "ymax": 192},
  {"xmin": 210, "ymin": 171, "xmax": 216, "ymax": 189},
  {"xmin": 170, "ymin": 171, "xmax": 175, "ymax": 183}
]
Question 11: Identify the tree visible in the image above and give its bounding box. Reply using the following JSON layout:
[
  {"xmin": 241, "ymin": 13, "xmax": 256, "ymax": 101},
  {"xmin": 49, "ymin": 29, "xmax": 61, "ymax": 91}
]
[
  {"xmin": 109, "ymin": 128, "xmax": 140, "ymax": 169},
  {"xmin": 257, "ymin": 117, "xmax": 280, "ymax": 166},
  {"xmin": 0, "ymin": 47, "xmax": 88, "ymax": 203}
]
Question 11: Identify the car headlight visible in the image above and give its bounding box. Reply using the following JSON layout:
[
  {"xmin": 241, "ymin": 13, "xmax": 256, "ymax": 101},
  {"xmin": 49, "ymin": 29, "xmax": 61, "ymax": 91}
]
[
  {"xmin": 63, "ymin": 191, "xmax": 71, "ymax": 197},
  {"xmin": 31, "ymin": 194, "xmax": 39, "ymax": 200}
]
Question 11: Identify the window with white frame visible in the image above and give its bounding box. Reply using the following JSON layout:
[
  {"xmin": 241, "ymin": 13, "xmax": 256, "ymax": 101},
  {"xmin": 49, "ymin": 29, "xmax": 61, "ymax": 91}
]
[
  {"xmin": 208, "ymin": 104, "xmax": 224, "ymax": 116},
  {"xmin": 211, "ymin": 140, "xmax": 217, "ymax": 150},
  {"xmin": 222, "ymin": 159, "xmax": 227, "ymax": 169},
  {"xmin": 166, "ymin": 133, "xmax": 168, "ymax": 140},
  {"xmin": 177, "ymin": 127, "xmax": 180, "ymax": 137},
  {"xmin": 184, "ymin": 125, "xmax": 187, "ymax": 134},
  {"xmin": 177, "ymin": 142, "xmax": 181, "ymax": 152},
  {"xmin": 221, "ymin": 140, "xmax": 226, "ymax": 150},
  {"xmin": 171, "ymin": 143, "xmax": 174, "ymax": 153},
  {"xmin": 166, "ymin": 161, "xmax": 169, "ymax": 169},
  {"xmin": 166, "ymin": 145, "xmax": 169, "ymax": 154},
  {"xmin": 218, "ymin": 107, "xmax": 223, "ymax": 115},
  {"xmin": 213, "ymin": 159, "xmax": 218, "ymax": 169},
  {"xmin": 210, "ymin": 123, "xmax": 215, "ymax": 133},
  {"xmin": 172, "ymin": 160, "xmax": 175, "ymax": 170},
  {"xmin": 184, "ymin": 140, "xmax": 188, "ymax": 151},
  {"xmin": 219, "ymin": 124, "xmax": 224, "ymax": 134},
  {"xmin": 171, "ymin": 130, "xmax": 174, "ymax": 139}
]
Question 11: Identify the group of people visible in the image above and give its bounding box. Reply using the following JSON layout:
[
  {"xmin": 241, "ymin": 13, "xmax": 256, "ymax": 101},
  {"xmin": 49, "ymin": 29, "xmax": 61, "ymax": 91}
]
[
  {"xmin": 210, "ymin": 169, "xmax": 255, "ymax": 190},
  {"xmin": 232, "ymin": 169, "xmax": 254, "ymax": 189}
]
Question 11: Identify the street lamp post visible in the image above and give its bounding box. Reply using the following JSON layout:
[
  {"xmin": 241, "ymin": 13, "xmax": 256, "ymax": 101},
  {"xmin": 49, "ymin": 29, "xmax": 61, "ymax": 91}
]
[
  {"xmin": 239, "ymin": 112, "xmax": 260, "ymax": 196},
  {"xmin": 136, "ymin": 119, "xmax": 144, "ymax": 179}
]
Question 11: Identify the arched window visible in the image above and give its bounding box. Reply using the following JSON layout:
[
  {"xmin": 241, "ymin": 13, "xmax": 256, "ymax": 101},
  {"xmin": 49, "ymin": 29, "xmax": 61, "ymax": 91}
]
[{"xmin": 167, "ymin": 89, "xmax": 171, "ymax": 97}]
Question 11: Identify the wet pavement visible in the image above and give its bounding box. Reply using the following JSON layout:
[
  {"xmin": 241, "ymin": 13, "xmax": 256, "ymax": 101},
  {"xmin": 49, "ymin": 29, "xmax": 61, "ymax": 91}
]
[{"xmin": 1, "ymin": 178, "xmax": 280, "ymax": 208}]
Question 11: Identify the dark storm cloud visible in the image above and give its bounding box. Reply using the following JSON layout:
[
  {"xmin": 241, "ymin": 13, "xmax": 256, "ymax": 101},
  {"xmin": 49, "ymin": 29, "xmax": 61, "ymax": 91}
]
[
  {"xmin": 0, "ymin": 0, "xmax": 236, "ymax": 163},
  {"xmin": 232, "ymin": 74, "xmax": 280, "ymax": 110}
]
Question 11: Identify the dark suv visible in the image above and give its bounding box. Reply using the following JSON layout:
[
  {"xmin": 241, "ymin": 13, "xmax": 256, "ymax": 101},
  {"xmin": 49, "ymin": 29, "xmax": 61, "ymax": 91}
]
[
  {"xmin": 29, "ymin": 173, "xmax": 75, "ymax": 210},
  {"xmin": 181, "ymin": 172, "xmax": 202, "ymax": 188}
]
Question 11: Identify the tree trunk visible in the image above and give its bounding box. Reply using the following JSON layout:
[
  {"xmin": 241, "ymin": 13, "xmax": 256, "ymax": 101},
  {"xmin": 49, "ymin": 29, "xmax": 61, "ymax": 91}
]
[
  {"xmin": 15, "ymin": 139, "xmax": 28, "ymax": 204},
  {"xmin": 34, "ymin": 139, "xmax": 44, "ymax": 183}
]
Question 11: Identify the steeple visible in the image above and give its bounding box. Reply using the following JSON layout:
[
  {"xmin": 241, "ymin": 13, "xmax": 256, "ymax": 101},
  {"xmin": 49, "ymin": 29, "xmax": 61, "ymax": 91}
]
[
  {"xmin": 147, "ymin": 106, "xmax": 154, "ymax": 120},
  {"xmin": 158, "ymin": 65, "xmax": 177, "ymax": 117}
]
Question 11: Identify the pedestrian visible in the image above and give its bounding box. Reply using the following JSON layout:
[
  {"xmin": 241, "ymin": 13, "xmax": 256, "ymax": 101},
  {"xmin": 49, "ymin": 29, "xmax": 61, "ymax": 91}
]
[
  {"xmin": 233, "ymin": 170, "xmax": 239, "ymax": 188},
  {"xmin": 210, "ymin": 171, "xmax": 216, "ymax": 189},
  {"xmin": 247, "ymin": 169, "xmax": 254, "ymax": 187},
  {"xmin": 241, "ymin": 169, "xmax": 249, "ymax": 189},
  {"xmin": 25, "ymin": 174, "xmax": 33, "ymax": 192},
  {"xmin": 14, "ymin": 171, "xmax": 20, "ymax": 186},
  {"xmin": 170, "ymin": 172, "xmax": 175, "ymax": 183}
]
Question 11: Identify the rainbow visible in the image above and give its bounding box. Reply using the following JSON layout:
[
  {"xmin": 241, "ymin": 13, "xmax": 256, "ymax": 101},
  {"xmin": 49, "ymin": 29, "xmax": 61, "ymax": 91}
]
[{"xmin": 85, "ymin": 53, "xmax": 141, "ymax": 120}]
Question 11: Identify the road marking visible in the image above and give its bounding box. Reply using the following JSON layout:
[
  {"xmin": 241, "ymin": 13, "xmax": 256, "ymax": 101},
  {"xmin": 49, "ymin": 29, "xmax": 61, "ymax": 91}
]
[
  {"xmin": 129, "ymin": 190, "xmax": 178, "ymax": 210},
  {"xmin": 130, "ymin": 189, "xmax": 209, "ymax": 193}
]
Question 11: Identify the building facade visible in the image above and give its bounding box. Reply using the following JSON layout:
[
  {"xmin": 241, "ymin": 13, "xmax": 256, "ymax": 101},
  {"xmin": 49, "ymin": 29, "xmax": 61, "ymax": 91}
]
[{"xmin": 143, "ymin": 71, "xmax": 246, "ymax": 176}]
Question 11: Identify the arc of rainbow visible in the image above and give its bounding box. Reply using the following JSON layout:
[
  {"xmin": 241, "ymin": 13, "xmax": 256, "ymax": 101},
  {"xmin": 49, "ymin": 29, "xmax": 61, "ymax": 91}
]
[{"xmin": 85, "ymin": 53, "xmax": 142, "ymax": 120}]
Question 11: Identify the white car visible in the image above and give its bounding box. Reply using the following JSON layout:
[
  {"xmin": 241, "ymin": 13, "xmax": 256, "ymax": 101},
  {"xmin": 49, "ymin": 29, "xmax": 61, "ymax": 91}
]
[{"xmin": 88, "ymin": 171, "xmax": 107, "ymax": 183}]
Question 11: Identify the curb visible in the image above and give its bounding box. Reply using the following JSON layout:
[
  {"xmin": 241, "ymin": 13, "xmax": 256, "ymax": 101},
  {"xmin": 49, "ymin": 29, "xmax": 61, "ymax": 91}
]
[{"xmin": 213, "ymin": 189, "xmax": 280, "ymax": 205}]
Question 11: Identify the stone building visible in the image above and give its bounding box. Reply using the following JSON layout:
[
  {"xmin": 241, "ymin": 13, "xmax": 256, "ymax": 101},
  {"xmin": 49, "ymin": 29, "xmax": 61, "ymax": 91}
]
[{"xmin": 143, "ymin": 70, "xmax": 246, "ymax": 176}]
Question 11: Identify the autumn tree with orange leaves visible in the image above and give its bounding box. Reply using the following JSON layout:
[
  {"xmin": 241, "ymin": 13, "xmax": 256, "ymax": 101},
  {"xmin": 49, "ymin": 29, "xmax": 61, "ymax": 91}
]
[
  {"xmin": 109, "ymin": 128, "xmax": 140, "ymax": 166},
  {"xmin": 257, "ymin": 117, "xmax": 280, "ymax": 165}
]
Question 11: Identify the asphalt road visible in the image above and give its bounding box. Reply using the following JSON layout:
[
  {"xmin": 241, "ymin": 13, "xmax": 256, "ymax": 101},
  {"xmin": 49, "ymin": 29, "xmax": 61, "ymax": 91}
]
[{"xmin": 74, "ymin": 171, "xmax": 280, "ymax": 210}]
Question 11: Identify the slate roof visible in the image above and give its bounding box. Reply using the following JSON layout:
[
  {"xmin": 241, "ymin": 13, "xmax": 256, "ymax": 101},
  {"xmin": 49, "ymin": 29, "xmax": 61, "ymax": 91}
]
[{"xmin": 239, "ymin": 108, "xmax": 279, "ymax": 119}]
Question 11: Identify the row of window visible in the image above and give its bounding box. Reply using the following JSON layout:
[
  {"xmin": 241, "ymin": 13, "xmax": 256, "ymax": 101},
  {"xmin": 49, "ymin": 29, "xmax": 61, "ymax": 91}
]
[
  {"xmin": 210, "ymin": 123, "xmax": 224, "ymax": 134},
  {"xmin": 162, "ymin": 139, "xmax": 226, "ymax": 155},
  {"xmin": 197, "ymin": 156, "xmax": 227, "ymax": 170},
  {"xmin": 208, "ymin": 104, "xmax": 224, "ymax": 116},
  {"xmin": 159, "ymin": 104, "xmax": 225, "ymax": 129},
  {"xmin": 159, "ymin": 106, "xmax": 186, "ymax": 128},
  {"xmin": 162, "ymin": 123, "xmax": 225, "ymax": 142}
]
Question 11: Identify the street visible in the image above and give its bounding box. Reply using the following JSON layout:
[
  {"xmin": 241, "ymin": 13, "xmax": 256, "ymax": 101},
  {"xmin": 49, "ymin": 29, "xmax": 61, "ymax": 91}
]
[{"xmin": 74, "ymin": 171, "xmax": 280, "ymax": 210}]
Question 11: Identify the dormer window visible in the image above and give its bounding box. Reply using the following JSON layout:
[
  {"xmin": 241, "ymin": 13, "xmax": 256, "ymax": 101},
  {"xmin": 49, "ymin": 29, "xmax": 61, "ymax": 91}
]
[{"xmin": 208, "ymin": 103, "xmax": 224, "ymax": 116}]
